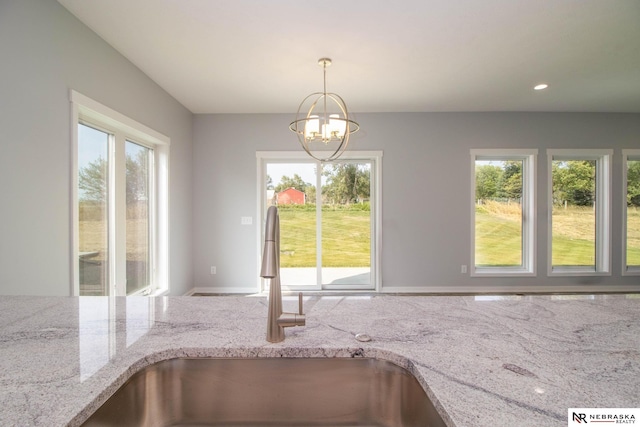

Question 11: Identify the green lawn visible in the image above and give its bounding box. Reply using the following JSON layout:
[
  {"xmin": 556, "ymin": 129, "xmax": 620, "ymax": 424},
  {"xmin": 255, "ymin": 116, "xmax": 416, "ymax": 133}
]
[
  {"xmin": 278, "ymin": 207, "xmax": 370, "ymax": 268},
  {"xmin": 474, "ymin": 211, "xmax": 521, "ymax": 266},
  {"xmin": 628, "ymin": 208, "xmax": 640, "ymax": 265},
  {"xmin": 550, "ymin": 206, "xmax": 596, "ymax": 266},
  {"xmin": 476, "ymin": 204, "xmax": 640, "ymax": 266},
  {"xmin": 275, "ymin": 203, "xmax": 640, "ymax": 268}
]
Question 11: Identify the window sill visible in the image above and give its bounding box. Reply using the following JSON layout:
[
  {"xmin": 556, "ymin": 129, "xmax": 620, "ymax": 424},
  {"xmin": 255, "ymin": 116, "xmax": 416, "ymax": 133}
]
[
  {"xmin": 149, "ymin": 287, "xmax": 169, "ymax": 297},
  {"xmin": 548, "ymin": 268, "xmax": 611, "ymax": 277}
]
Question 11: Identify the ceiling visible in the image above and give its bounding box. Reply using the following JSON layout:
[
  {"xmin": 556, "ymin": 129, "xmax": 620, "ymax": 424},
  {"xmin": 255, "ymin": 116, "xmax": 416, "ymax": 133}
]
[{"xmin": 58, "ymin": 0, "xmax": 640, "ymax": 114}]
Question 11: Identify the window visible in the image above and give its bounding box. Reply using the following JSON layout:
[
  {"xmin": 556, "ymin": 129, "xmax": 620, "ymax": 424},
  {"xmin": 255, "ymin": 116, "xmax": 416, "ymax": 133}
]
[
  {"xmin": 471, "ymin": 149, "xmax": 537, "ymax": 276},
  {"xmin": 547, "ymin": 149, "xmax": 611, "ymax": 275},
  {"xmin": 623, "ymin": 150, "xmax": 640, "ymax": 275},
  {"xmin": 257, "ymin": 151, "xmax": 382, "ymax": 291},
  {"xmin": 71, "ymin": 91, "xmax": 169, "ymax": 296}
]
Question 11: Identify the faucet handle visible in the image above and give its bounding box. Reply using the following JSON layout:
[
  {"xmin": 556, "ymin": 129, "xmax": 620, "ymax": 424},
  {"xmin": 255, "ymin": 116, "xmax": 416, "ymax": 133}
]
[
  {"xmin": 277, "ymin": 293, "xmax": 306, "ymax": 328},
  {"xmin": 298, "ymin": 292, "xmax": 304, "ymax": 315}
]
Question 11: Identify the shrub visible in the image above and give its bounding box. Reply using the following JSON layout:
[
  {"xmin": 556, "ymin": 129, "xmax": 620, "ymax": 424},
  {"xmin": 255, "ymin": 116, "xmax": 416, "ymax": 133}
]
[{"xmin": 274, "ymin": 202, "xmax": 370, "ymax": 212}]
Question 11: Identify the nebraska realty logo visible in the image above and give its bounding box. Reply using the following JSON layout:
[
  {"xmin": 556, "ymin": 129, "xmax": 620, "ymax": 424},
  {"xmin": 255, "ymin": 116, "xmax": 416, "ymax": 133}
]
[{"xmin": 569, "ymin": 408, "xmax": 639, "ymax": 425}]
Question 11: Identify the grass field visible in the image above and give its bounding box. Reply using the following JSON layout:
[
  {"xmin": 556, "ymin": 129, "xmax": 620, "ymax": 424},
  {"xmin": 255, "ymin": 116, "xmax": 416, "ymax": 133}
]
[
  {"xmin": 475, "ymin": 201, "xmax": 640, "ymax": 266},
  {"xmin": 278, "ymin": 207, "xmax": 371, "ymax": 268},
  {"xmin": 79, "ymin": 201, "xmax": 640, "ymax": 272},
  {"xmin": 78, "ymin": 203, "xmax": 149, "ymax": 261},
  {"xmin": 78, "ymin": 203, "xmax": 149, "ymax": 295},
  {"xmin": 628, "ymin": 207, "xmax": 640, "ymax": 265},
  {"xmin": 474, "ymin": 204, "xmax": 522, "ymax": 266}
]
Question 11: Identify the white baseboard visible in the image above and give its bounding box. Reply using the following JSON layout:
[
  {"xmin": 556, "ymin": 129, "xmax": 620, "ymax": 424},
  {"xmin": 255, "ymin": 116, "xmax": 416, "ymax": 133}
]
[
  {"xmin": 381, "ymin": 285, "xmax": 640, "ymax": 294},
  {"xmin": 184, "ymin": 284, "xmax": 640, "ymax": 296}
]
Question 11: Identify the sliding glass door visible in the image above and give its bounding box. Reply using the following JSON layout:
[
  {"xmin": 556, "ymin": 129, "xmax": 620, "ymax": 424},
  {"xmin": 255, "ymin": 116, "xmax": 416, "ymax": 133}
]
[
  {"xmin": 259, "ymin": 152, "xmax": 381, "ymax": 291},
  {"xmin": 321, "ymin": 161, "xmax": 372, "ymax": 288}
]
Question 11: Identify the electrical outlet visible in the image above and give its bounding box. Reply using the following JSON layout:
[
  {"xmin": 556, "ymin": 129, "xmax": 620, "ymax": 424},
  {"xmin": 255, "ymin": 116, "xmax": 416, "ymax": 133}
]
[
  {"xmin": 461, "ymin": 265, "xmax": 467, "ymax": 274},
  {"xmin": 210, "ymin": 266, "xmax": 216, "ymax": 275}
]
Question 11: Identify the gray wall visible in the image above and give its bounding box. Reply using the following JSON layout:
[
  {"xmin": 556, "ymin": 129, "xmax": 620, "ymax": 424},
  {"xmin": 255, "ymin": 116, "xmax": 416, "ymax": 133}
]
[
  {"xmin": 193, "ymin": 112, "xmax": 640, "ymax": 293},
  {"xmin": 1, "ymin": 1, "xmax": 638, "ymax": 296},
  {"xmin": 0, "ymin": 0, "xmax": 193, "ymax": 295}
]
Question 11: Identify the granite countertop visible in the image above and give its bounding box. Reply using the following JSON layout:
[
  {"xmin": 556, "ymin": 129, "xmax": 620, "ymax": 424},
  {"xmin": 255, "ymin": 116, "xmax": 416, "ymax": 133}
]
[{"xmin": 0, "ymin": 294, "xmax": 638, "ymax": 426}]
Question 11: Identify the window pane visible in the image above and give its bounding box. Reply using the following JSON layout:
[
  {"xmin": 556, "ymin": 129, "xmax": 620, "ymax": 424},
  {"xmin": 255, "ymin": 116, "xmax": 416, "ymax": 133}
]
[
  {"xmin": 321, "ymin": 161, "xmax": 372, "ymax": 285},
  {"xmin": 551, "ymin": 160, "xmax": 596, "ymax": 268},
  {"xmin": 266, "ymin": 162, "xmax": 317, "ymax": 287},
  {"xmin": 474, "ymin": 160, "xmax": 523, "ymax": 267},
  {"xmin": 125, "ymin": 141, "xmax": 151, "ymax": 294},
  {"xmin": 627, "ymin": 159, "xmax": 640, "ymax": 267},
  {"xmin": 78, "ymin": 124, "xmax": 109, "ymax": 296}
]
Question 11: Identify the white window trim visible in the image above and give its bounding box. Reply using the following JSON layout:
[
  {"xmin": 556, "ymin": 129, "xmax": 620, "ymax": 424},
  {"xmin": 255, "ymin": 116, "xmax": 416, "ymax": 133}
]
[
  {"xmin": 623, "ymin": 149, "xmax": 640, "ymax": 276},
  {"xmin": 256, "ymin": 151, "xmax": 383, "ymax": 292},
  {"xmin": 70, "ymin": 90, "xmax": 170, "ymax": 296},
  {"xmin": 470, "ymin": 149, "xmax": 537, "ymax": 277},
  {"xmin": 547, "ymin": 149, "xmax": 612, "ymax": 277}
]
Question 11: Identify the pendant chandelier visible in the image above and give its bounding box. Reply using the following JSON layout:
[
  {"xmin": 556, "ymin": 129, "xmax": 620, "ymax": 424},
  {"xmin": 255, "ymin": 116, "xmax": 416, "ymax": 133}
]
[{"xmin": 289, "ymin": 58, "xmax": 360, "ymax": 162}]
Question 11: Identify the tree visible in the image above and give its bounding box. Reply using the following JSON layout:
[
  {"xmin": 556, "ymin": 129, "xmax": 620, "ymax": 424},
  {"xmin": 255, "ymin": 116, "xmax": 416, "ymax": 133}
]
[
  {"xmin": 78, "ymin": 151, "xmax": 149, "ymax": 204},
  {"xmin": 498, "ymin": 161, "xmax": 522, "ymax": 199},
  {"xmin": 552, "ymin": 160, "xmax": 595, "ymax": 206},
  {"xmin": 322, "ymin": 163, "xmax": 370, "ymax": 205},
  {"xmin": 126, "ymin": 149, "xmax": 149, "ymax": 204},
  {"xmin": 304, "ymin": 185, "xmax": 316, "ymax": 204},
  {"xmin": 628, "ymin": 160, "xmax": 640, "ymax": 206},
  {"xmin": 79, "ymin": 157, "xmax": 107, "ymax": 202},
  {"xmin": 274, "ymin": 174, "xmax": 311, "ymax": 193},
  {"xmin": 475, "ymin": 165, "xmax": 502, "ymax": 199}
]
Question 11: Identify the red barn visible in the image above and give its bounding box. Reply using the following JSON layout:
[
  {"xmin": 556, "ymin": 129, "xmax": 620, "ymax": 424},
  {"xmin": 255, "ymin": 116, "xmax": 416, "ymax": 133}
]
[{"xmin": 276, "ymin": 187, "xmax": 305, "ymax": 205}]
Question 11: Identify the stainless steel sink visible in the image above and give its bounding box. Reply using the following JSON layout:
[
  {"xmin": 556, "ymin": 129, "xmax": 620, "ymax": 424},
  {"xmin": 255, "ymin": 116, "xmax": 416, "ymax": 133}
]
[{"xmin": 81, "ymin": 357, "xmax": 447, "ymax": 427}]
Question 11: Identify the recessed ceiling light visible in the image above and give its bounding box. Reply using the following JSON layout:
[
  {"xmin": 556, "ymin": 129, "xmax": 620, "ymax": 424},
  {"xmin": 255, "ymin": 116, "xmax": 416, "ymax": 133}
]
[{"xmin": 534, "ymin": 84, "xmax": 549, "ymax": 91}]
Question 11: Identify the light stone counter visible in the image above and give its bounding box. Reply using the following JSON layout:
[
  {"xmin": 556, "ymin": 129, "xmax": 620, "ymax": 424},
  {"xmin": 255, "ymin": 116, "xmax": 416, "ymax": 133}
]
[{"xmin": 0, "ymin": 294, "xmax": 638, "ymax": 426}]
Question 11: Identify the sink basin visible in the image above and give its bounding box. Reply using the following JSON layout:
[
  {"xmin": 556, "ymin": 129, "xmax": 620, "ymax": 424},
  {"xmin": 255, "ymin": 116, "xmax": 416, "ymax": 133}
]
[{"xmin": 81, "ymin": 357, "xmax": 447, "ymax": 427}]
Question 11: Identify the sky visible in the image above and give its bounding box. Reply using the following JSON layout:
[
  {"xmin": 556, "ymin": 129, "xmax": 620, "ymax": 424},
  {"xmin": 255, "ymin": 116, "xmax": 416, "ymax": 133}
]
[
  {"xmin": 267, "ymin": 162, "xmax": 320, "ymax": 187},
  {"xmin": 78, "ymin": 123, "xmax": 108, "ymax": 169},
  {"xmin": 77, "ymin": 123, "xmax": 148, "ymax": 200}
]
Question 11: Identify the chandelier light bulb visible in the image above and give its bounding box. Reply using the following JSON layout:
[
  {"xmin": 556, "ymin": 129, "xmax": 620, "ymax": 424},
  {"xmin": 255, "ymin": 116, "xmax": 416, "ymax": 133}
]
[{"xmin": 304, "ymin": 115, "xmax": 319, "ymax": 139}]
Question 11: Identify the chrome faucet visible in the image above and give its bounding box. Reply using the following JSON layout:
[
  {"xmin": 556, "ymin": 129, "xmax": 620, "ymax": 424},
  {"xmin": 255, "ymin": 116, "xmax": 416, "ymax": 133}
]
[{"xmin": 260, "ymin": 206, "xmax": 305, "ymax": 343}]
